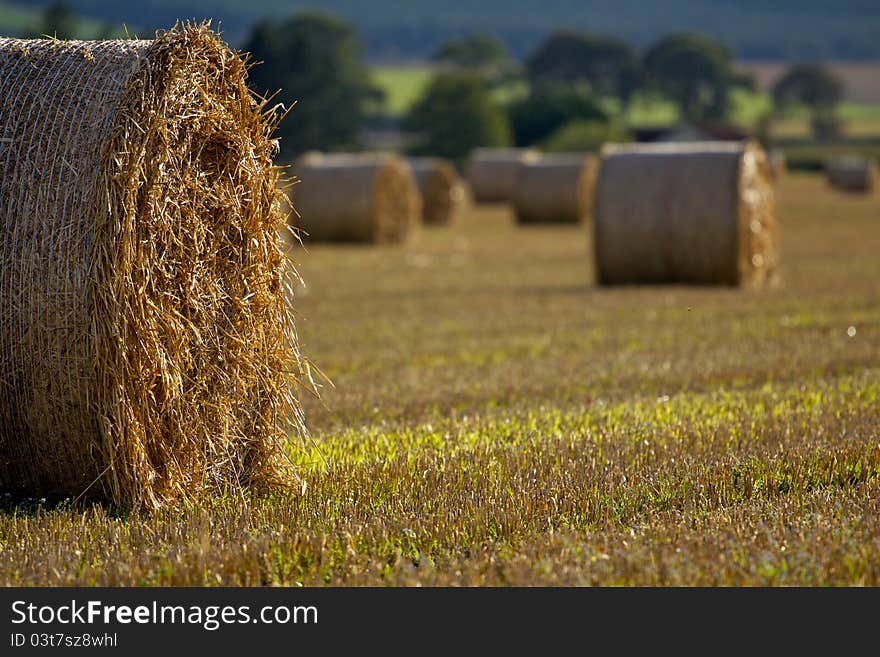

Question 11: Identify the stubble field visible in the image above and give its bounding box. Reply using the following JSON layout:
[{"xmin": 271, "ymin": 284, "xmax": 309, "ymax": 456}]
[{"xmin": 1, "ymin": 172, "xmax": 878, "ymax": 586}]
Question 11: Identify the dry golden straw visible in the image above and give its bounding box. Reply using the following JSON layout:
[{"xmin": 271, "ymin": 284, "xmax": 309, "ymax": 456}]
[
  {"xmin": 825, "ymin": 155, "xmax": 877, "ymax": 194},
  {"xmin": 512, "ymin": 153, "xmax": 598, "ymax": 225},
  {"xmin": 406, "ymin": 157, "xmax": 466, "ymax": 226},
  {"xmin": 287, "ymin": 152, "xmax": 420, "ymax": 243},
  {"xmin": 465, "ymin": 147, "xmax": 540, "ymax": 204},
  {"xmin": 0, "ymin": 24, "xmax": 309, "ymax": 510},
  {"xmin": 593, "ymin": 141, "xmax": 779, "ymax": 287}
]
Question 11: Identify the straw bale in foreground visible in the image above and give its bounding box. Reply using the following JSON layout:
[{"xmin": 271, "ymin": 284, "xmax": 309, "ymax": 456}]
[{"xmin": 0, "ymin": 25, "xmax": 307, "ymax": 509}]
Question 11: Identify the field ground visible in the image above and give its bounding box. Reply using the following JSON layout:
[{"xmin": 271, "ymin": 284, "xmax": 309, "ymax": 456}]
[{"xmin": 1, "ymin": 173, "xmax": 879, "ymax": 585}]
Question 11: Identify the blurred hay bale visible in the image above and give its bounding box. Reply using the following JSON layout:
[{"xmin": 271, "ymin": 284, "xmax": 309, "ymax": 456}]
[
  {"xmin": 288, "ymin": 152, "xmax": 420, "ymax": 243},
  {"xmin": 825, "ymin": 155, "xmax": 877, "ymax": 193},
  {"xmin": 0, "ymin": 25, "xmax": 309, "ymax": 509},
  {"xmin": 512, "ymin": 153, "xmax": 598, "ymax": 225},
  {"xmin": 465, "ymin": 147, "xmax": 540, "ymax": 204},
  {"xmin": 593, "ymin": 140, "xmax": 778, "ymax": 287},
  {"xmin": 768, "ymin": 148, "xmax": 787, "ymax": 181},
  {"xmin": 406, "ymin": 156, "xmax": 466, "ymax": 226}
]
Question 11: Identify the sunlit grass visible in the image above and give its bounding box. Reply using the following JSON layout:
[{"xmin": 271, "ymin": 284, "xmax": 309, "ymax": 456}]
[{"xmin": 1, "ymin": 174, "xmax": 879, "ymax": 586}]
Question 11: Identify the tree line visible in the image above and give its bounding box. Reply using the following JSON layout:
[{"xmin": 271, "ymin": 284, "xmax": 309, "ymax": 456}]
[
  {"xmin": 244, "ymin": 12, "xmax": 846, "ymax": 164},
  {"xmin": 20, "ymin": 5, "xmax": 847, "ymax": 164}
]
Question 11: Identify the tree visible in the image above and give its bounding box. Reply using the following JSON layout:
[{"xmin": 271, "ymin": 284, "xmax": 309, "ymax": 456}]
[
  {"xmin": 432, "ymin": 33, "xmax": 510, "ymax": 71},
  {"xmin": 431, "ymin": 33, "xmax": 519, "ymax": 88},
  {"xmin": 404, "ymin": 72, "xmax": 511, "ymax": 164},
  {"xmin": 506, "ymin": 84, "xmax": 608, "ymax": 147},
  {"xmin": 772, "ymin": 63, "xmax": 844, "ymax": 114},
  {"xmin": 772, "ymin": 63, "xmax": 845, "ymax": 141},
  {"xmin": 643, "ymin": 33, "xmax": 734, "ymax": 122},
  {"xmin": 525, "ymin": 32, "xmax": 641, "ymax": 104},
  {"xmin": 37, "ymin": 2, "xmax": 78, "ymax": 39},
  {"xmin": 241, "ymin": 12, "xmax": 382, "ymax": 158}
]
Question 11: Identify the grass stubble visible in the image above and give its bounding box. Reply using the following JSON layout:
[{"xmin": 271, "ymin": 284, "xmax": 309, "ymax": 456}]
[{"xmin": 1, "ymin": 174, "xmax": 878, "ymax": 585}]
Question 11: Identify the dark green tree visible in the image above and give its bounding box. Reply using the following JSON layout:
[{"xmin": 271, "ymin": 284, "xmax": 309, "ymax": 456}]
[
  {"xmin": 431, "ymin": 33, "xmax": 520, "ymax": 88},
  {"xmin": 643, "ymin": 33, "xmax": 734, "ymax": 122},
  {"xmin": 39, "ymin": 2, "xmax": 78, "ymax": 39},
  {"xmin": 772, "ymin": 63, "xmax": 845, "ymax": 141},
  {"xmin": 432, "ymin": 33, "xmax": 509, "ymax": 71},
  {"xmin": 404, "ymin": 72, "xmax": 511, "ymax": 164},
  {"xmin": 506, "ymin": 84, "xmax": 608, "ymax": 147},
  {"xmin": 771, "ymin": 63, "xmax": 844, "ymax": 113},
  {"xmin": 525, "ymin": 32, "xmax": 641, "ymax": 104},
  {"xmin": 241, "ymin": 12, "xmax": 382, "ymax": 158}
]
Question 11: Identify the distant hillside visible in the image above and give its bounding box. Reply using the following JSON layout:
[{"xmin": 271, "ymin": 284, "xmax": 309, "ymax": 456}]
[{"xmin": 4, "ymin": 0, "xmax": 880, "ymax": 60}]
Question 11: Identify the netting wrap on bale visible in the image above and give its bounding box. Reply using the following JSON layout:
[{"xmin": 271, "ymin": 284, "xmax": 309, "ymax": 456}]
[
  {"xmin": 287, "ymin": 152, "xmax": 420, "ymax": 243},
  {"xmin": 825, "ymin": 156, "xmax": 877, "ymax": 194},
  {"xmin": 512, "ymin": 153, "xmax": 598, "ymax": 225},
  {"xmin": 593, "ymin": 141, "xmax": 778, "ymax": 287},
  {"xmin": 465, "ymin": 147, "xmax": 540, "ymax": 204},
  {"xmin": 406, "ymin": 157, "xmax": 466, "ymax": 226},
  {"xmin": 0, "ymin": 25, "xmax": 309, "ymax": 509}
]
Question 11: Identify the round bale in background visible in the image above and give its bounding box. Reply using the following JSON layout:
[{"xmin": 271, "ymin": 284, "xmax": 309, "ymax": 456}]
[
  {"xmin": 512, "ymin": 152, "xmax": 598, "ymax": 225},
  {"xmin": 824, "ymin": 155, "xmax": 877, "ymax": 194},
  {"xmin": 288, "ymin": 152, "xmax": 420, "ymax": 243},
  {"xmin": 406, "ymin": 156, "xmax": 466, "ymax": 226},
  {"xmin": 768, "ymin": 148, "xmax": 787, "ymax": 182},
  {"xmin": 465, "ymin": 147, "xmax": 540, "ymax": 204},
  {"xmin": 0, "ymin": 25, "xmax": 307, "ymax": 509},
  {"xmin": 593, "ymin": 141, "xmax": 778, "ymax": 287}
]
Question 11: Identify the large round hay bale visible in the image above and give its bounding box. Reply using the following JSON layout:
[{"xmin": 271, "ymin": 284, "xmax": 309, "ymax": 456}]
[
  {"xmin": 0, "ymin": 26, "xmax": 307, "ymax": 509},
  {"xmin": 406, "ymin": 157, "xmax": 466, "ymax": 225},
  {"xmin": 512, "ymin": 153, "xmax": 598, "ymax": 225},
  {"xmin": 825, "ymin": 155, "xmax": 877, "ymax": 193},
  {"xmin": 593, "ymin": 141, "xmax": 778, "ymax": 287},
  {"xmin": 288, "ymin": 152, "xmax": 420, "ymax": 243},
  {"xmin": 465, "ymin": 147, "xmax": 540, "ymax": 204}
]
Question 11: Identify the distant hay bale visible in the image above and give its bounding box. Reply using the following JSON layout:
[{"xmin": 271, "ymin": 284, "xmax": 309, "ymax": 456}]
[
  {"xmin": 406, "ymin": 157, "xmax": 466, "ymax": 225},
  {"xmin": 768, "ymin": 149, "xmax": 787, "ymax": 181},
  {"xmin": 825, "ymin": 155, "xmax": 877, "ymax": 193},
  {"xmin": 466, "ymin": 147, "xmax": 541, "ymax": 204},
  {"xmin": 0, "ymin": 25, "xmax": 307, "ymax": 510},
  {"xmin": 512, "ymin": 153, "xmax": 598, "ymax": 225},
  {"xmin": 593, "ymin": 141, "xmax": 778, "ymax": 287},
  {"xmin": 288, "ymin": 152, "xmax": 420, "ymax": 243}
]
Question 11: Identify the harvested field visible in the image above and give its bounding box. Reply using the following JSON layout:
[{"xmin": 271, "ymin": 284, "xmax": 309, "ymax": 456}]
[{"xmin": 1, "ymin": 173, "xmax": 879, "ymax": 586}]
